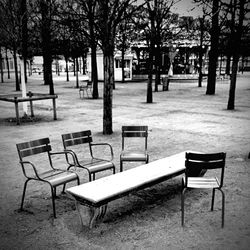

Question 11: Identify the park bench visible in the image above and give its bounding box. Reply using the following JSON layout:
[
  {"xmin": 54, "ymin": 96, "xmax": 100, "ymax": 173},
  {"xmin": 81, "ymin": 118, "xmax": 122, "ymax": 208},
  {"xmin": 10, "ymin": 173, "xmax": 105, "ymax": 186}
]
[{"xmin": 66, "ymin": 151, "xmax": 193, "ymax": 229}]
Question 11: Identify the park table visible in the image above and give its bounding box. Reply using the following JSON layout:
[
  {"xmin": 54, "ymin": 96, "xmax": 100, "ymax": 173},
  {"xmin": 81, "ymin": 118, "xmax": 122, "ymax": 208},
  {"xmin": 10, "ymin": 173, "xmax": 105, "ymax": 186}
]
[{"xmin": 0, "ymin": 91, "xmax": 58, "ymax": 125}]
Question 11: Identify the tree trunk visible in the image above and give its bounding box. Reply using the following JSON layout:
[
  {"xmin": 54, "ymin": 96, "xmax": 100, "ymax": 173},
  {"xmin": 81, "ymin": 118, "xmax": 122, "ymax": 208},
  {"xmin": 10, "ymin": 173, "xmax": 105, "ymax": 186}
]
[
  {"xmin": 13, "ymin": 46, "xmax": 20, "ymax": 91},
  {"xmin": 5, "ymin": 48, "xmax": 10, "ymax": 79},
  {"xmin": 227, "ymin": 56, "xmax": 238, "ymax": 109},
  {"xmin": 121, "ymin": 45, "xmax": 125, "ymax": 83},
  {"xmin": 0, "ymin": 47, "xmax": 4, "ymax": 83},
  {"xmin": 65, "ymin": 57, "xmax": 69, "ymax": 81},
  {"xmin": 154, "ymin": 44, "xmax": 161, "ymax": 92},
  {"xmin": 75, "ymin": 57, "xmax": 79, "ymax": 88},
  {"xmin": 91, "ymin": 42, "xmax": 99, "ymax": 99},
  {"xmin": 21, "ymin": 0, "xmax": 28, "ymax": 83},
  {"xmin": 147, "ymin": 16, "xmax": 155, "ymax": 103},
  {"xmin": 103, "ymin": 51, "xmax": 114, "ymax": 135},
  {"xmin": 227, "ymin": 0, "xmax": 245, "ymax": 110},
  {"xmin": 206, "ymin": 0, "xmax": 219, "ymax": 95},
  {"xmin": 41, "ymin": 0, "xmax": 54, "ymax": 94},
  {"xmin": 82, "ymin": 55, "xmax": 86, "ymax": 74},
  {"xmin": 198, "ymin": 16, "xmax": 204, "ymax": 87}
]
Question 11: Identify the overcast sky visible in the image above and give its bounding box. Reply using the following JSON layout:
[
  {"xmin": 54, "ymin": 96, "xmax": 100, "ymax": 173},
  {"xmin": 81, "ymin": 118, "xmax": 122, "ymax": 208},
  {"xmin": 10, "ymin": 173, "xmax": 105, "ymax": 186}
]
[
  {"xmin": 136, "ymin": 0, "xmax": 203, "ymax": 17},
  {"xmin": 172, "ymin": 0, "xmax": 203, "ymax": 17}
]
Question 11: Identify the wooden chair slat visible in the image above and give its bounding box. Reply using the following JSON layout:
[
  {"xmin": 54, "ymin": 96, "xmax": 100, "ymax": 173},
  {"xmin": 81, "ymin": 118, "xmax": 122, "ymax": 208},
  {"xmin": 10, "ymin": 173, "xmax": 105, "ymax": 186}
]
[
  {"xmin": 122, "ymin": 126, "xmax": 148, "ymax": 132},
  {"xmin": 17, "ymin": 138, "xmax": 50, "ymax": 150},
  {"xmin": 186, "ymin": 152, "xmax": 225, "ymax": 161},
  {"xmin": 19, "ymin": 145, "xmax": 52, "ymax": 158},
  {"xmin": 123, "ymin": 131, "xmax": 147, "ymax": 137},
  {"xmin": 62, "ymin": 130, "xmax": 91, "ymax": 140},
  {"xmin": 63, "ymin": 137, "xmax": 92, "ymax": 147},
  {"xmin": 186, "ymin": 160, "xmax": 225, "ymax": 170}
]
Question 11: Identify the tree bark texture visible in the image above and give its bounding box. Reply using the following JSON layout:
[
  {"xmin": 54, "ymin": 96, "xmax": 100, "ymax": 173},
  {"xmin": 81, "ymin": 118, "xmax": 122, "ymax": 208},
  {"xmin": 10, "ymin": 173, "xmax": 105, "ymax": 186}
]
[
  {"xmin": 91, "ymin": 42, "xmax": 99, "ymax": 99},
  {"xmin": 227, "ymin": 0, "xmax": 245, "ymax": 110},
  {"xmin": 0, "ymin": 47, "xmax": 4, "ymax": 83},
  {"xmin": 13, "ymin": 45, "xmax": 20, "ymax": 91},
  {"xmin": 21, "ymin": 0, "xmax": 28, "ymax": 83},
  {"xmin": 103, "ymin": 52, "xmax": 114, "ymax": 135},
  {"xmin": 41, "ymin": 0, "xmax": 54, "ymax": 94},
  {"xmin": 206, "ymin": 0, "xmax": 219, "ymax": 95}
]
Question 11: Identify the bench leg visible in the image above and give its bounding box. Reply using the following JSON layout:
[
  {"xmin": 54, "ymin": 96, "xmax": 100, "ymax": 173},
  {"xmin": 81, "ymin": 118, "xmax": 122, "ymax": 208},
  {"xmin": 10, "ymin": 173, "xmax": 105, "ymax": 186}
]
[{"xmin": 75, "ymin": 201, "xmax": 107, "ymax": 229}]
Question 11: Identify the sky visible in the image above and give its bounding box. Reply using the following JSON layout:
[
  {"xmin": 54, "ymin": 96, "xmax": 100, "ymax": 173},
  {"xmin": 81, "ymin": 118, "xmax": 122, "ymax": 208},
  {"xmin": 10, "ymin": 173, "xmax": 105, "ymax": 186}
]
[
  {"xmin": 172, "ymin": 0, "xmax": 203, "ymax": 17},
  {"xmin": 136, "ymin": 0, "xmax": 203, "ymax": 18}
]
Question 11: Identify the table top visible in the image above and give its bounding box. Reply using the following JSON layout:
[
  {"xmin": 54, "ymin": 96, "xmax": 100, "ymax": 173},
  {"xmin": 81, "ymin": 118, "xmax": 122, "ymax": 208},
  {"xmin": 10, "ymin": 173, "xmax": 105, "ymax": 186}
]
[
  {"xmin": 67, "ymin": 151, "xmax": 191, "ymax": 205},
  {"xmin": 0, "ymin": 93, "xmax": 57, "ymax": 102}
]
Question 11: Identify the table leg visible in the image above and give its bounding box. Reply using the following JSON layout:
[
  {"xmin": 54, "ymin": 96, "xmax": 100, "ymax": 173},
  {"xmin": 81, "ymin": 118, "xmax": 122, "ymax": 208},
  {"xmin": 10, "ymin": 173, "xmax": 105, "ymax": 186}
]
[
  {"xmin": 52, "ymin": 98, "xmax": 57, "ymax": 120},
  {"xmin": 14, "ymin": 102, "xmax": 20, "ymax": 125},
  {"xmin": 75, "ymin": 201, "xmax": 107, "ymax": 229},
  {"xmin": 29, "ymin": 100, "xmax": 34, "ymax": 117}
]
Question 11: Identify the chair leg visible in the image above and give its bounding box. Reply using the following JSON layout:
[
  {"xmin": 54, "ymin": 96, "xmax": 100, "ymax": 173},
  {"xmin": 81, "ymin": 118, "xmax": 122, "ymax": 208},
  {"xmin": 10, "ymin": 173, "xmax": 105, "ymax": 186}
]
[
  {"xmin": 211, "ymin": 188, "xmax": 215, "ymax": 211},
  {"xmin": 62, "ymin": 183, "xmax": 66, "ymax": 193},
  {"xmin": 51, "ymin": 186, "xmax": 56, "ymax": 218},
  {"xmin": 88, "ymin": 172, "xmax": 92, "ymax": 182},
  {"xmin": 113, "ymin": 166, "xmax": 116, "ymax": 174},
  {"xmin": 120, "ymin": 160, "xmax": 123, "ymax": 172},
  {"xmin": 181, "ymin": 188, "xmax": 187, "ymax": 226},
  {"xmin": 93, "ymin": 173, "xmax": 96, "ymax": 181},
  {"xmin": 219, "ymin": 189, "xmax": 225, "ymax": 228},
  {"xmin": 20, "ymin": 179, "xmax": 30, "ymax": 210}
]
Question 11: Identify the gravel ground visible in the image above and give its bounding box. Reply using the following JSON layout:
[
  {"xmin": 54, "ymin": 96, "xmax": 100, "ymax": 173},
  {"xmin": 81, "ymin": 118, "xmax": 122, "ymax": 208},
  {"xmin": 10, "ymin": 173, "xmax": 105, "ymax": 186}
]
[{"xmin": 0, "ymin": 72, "xmax": 249, "ymax": 250}]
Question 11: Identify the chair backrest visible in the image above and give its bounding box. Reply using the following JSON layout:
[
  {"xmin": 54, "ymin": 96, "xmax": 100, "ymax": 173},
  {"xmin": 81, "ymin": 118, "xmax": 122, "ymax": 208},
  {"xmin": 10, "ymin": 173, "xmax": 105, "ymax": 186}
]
[
  {"xmin": 121, "ymin": 126, "xmax": 148, "ymax": 151},
  {"xmin": 16, "ymin": 137, "xmax": 51, "ymax": 160},
  {"xmin": 87, "ymin": 81, "xmax": 92, "ymax": 87},
  {"xmin": 62, "ymin": 130, "xmax": 92, "ymax": 147},
  {"xmin": 185, "ymin": 152, "xmax": 226, "ymax": 186}
]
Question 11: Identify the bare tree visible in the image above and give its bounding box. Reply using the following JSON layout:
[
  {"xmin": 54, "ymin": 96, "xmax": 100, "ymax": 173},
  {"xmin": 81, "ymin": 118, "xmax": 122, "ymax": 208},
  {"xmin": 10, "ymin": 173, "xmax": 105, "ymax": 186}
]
[
  {"xmin": 227, "ymin": 0, "xmax": 248, "ymax": 109},
  {"xmin": 206, "ymin": 0, "xmax": 219, "ymax": 95},
  {"xmin": 0, "ymin": 0, "xmax": 22, "ymax": 90},
  {"xmin": 96, "ymin": 0, "xmax": 138, "ymax": 134}
]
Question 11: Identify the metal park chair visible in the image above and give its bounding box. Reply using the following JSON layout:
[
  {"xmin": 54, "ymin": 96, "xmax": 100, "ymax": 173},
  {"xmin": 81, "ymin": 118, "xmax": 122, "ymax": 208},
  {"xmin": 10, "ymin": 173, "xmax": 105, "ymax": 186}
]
[
  {"xmin": 79, "ymin": 80, "xmax": 92, "ymax": 98},
  {"xmin": 61, "ymin": 130, "xmax": 115, "ymax": 181},
  {"xmin": 16, "ymin": 138, "xmax": 80, "ymax": 218},
  {"xmin": 120, "ymin": 125, "xmax": 149, "ymax": 172},
  {"xmin": 181, "ymin": 152, "xmax": 226, "ymax": 228}
]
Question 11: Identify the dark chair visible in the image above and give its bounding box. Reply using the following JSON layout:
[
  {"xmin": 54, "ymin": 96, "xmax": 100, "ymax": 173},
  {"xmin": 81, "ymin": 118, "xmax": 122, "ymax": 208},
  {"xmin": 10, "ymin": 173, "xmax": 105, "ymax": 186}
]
[
  {"xmin": 181, "ymin": 152, "xmax": 226, "ymax": 227},
  {"xmin": 16, "ymin": 138, "xmax": 80, "ymax": 218},
  {"xmin": 61, "ymin": 130, "xmax": 115, "ymax": 181},
  {"xmin": 120, "ymin": 126, "xmax": 149, "ymax": 172},
  {"xmin": 79, "ymin": 80, "xmax": 92, "ymax": 98}
]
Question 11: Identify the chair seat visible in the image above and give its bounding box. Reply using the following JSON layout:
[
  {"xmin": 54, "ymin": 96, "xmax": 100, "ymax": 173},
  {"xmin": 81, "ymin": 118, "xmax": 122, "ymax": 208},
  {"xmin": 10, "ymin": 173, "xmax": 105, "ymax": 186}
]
[
  {"xmin": 78, "ymin": 159, "xmax": 114, "ymax": 173},
  {"xmin": 39, "ymin": 169, "xmax": 79, "ymax": 187},
  {"xmin": 185, "ymin": 177, "xmax": 220, "ymax": 189},
  {"xmin": 121, "ymin": 152, "xmax": 148, "ymax": 161}
]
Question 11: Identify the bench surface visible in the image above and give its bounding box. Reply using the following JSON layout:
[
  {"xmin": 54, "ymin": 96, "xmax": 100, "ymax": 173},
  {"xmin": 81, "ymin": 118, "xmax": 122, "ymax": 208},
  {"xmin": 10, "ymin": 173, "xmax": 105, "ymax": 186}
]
[{"xmin": 67, "ymin": 151, "xmax": 189, "ymax": 206}]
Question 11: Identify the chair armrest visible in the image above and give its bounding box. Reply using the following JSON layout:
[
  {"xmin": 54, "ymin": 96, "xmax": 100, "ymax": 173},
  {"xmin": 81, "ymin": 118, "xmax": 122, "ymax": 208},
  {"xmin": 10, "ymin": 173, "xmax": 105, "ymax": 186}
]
[
  {"xmin": 49, "ymin": 150, "xmax": 79, "ymax": 166},
  {"xmin": 90, "ymin": 143, "xmax": 114, "ymax": 161},
  {"xmin": 19, "ymin": 161, "xmax": 41, "ymax": 180}
]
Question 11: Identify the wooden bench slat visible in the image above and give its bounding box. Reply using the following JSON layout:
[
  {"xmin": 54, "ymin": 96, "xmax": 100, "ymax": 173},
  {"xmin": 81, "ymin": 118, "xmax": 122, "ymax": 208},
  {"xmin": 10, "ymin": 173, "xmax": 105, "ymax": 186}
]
[{"xmin": 67, "ymin": 151, "xmax": 187, "ymax": 206}]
